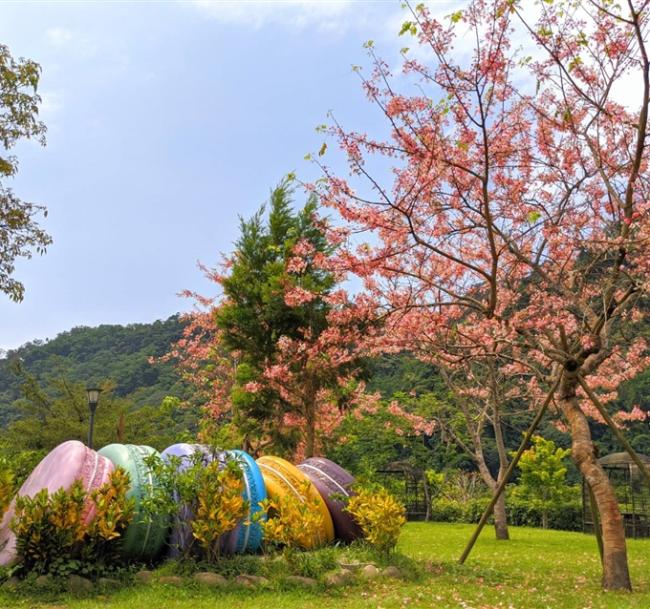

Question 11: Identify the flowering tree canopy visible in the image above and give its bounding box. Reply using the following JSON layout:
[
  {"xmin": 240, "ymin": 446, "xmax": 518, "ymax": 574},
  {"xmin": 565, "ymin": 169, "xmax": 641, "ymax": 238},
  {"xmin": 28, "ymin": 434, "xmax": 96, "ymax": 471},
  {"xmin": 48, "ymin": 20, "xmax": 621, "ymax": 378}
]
[
  {"xmin": 319, "ymin": 0, "xmax": 650, "ymax": 590},
  {"xmin": 170, "ymin": 181, "xmax": 376, "ymax": 458}
]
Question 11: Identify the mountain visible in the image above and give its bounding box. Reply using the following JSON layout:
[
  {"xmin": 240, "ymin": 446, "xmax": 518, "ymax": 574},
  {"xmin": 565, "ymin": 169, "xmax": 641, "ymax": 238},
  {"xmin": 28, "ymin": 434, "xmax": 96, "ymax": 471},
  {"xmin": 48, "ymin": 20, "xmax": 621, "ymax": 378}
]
[{"xmin": 0, "ymin": 315, "xmax": 187, "ymax": 424}]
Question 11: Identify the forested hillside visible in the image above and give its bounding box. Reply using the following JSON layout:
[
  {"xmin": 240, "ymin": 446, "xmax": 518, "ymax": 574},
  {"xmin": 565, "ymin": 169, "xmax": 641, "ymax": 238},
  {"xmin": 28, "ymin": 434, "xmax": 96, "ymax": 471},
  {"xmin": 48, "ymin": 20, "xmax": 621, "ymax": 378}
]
[
  {"xmin": 0, "ymin": 316, "xmax": 187, "ymax": 423},
  {"xmin": 1, "ymin": 316, "xmax": 649, "ymax": 467}
]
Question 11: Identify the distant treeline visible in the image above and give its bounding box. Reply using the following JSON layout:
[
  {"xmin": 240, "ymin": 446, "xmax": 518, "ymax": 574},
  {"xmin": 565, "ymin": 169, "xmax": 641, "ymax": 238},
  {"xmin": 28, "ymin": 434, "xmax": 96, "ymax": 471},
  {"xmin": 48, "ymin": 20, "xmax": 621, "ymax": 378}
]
[{"xmin": 0, "ymin": 316, "xmax": 188, "ymax": 424}]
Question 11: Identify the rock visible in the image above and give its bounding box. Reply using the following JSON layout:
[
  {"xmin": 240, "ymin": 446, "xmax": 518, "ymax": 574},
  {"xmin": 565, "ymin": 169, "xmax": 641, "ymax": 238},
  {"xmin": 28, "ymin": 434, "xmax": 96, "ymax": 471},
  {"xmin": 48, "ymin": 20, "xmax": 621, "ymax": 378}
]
[
  {"xmin": 234, "ymin": 574, "xmax": 268, "ymax": 588},
  {"xmin": 338, "ymin": 560, "xmax": 362, "ymax": 571},
  {"xmin": 67, "ymin": 574, "xmax": 93, "ymax": 593},
  {"xmin": 135, "ymin": 570, "xmax": 154, "ymax": 584},
  {"xmin": 2, "ymin": 576, "xmax": 20, "ymax": 591},
  {"xmin": 382, "ymin": 566, "xmax": 402, "ymax": 578},
  {"xmin": 360, "ymin": 564, "xmax": 380, "ymax": 579},
  {"xmin": 34, "ymin": 574, "xmax": 52, "ymax": 589},
  {"xmin": 158, "ymin": 575, "xmax": 184, "ymax": 586},
  {"xmin": 323, "ymin": 569, "xmax": 354, "ymax": 586},
  {"xmin": 193, "ymin": 572, "xmax": 227, "ymax": 587},
  {"xmin": 285, "ymin": 575, "xmax": 317, "ymax": 587},
  {"xmin": 98, "ymin": 577, "xmax": 121, "ymax": 588}
]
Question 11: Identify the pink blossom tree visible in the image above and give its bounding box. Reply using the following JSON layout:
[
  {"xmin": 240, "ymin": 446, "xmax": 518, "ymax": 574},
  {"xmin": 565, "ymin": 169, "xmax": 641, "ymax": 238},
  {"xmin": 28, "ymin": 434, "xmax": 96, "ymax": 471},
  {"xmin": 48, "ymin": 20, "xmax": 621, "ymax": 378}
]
[
  {"xmin": 169, "ymin": 182, "xmax": 375, "ymax": 458},
  {"xmin": 318, "ymin": 0, "xmax": 650, "ymax": 590}
]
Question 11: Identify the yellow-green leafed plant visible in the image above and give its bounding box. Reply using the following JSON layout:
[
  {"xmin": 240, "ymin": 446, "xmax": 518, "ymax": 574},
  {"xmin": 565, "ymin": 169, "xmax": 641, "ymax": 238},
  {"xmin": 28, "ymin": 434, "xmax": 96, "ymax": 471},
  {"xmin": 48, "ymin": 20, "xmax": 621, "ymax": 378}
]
[
  {"xmin": 81, "ymin": 467, "xmax": 135, "ymax": 569},
  {"xmin": 192, "ymin": 460, "xmax": 247, "ymax": 562},
  {"xmin": 0, "ymin": 459, "xmax": 15, "ymax": 520},
  {"xmin": 12, "ymin": 481, "xmax": 86, "ymax": 574},
  {"xmin": 345, "ymin": 487, "xmax": 406, "ymax": 559},
  {"xmin": 258, "ymin": 480, "xmax": 324, "ymax": 551},
  {"xmin": 12, "ymin": 467, "xmax": 134, "ymax": 577},
  {"xmin": 87, "ymin": 467, "xmax": 134, "ymax": 542}
]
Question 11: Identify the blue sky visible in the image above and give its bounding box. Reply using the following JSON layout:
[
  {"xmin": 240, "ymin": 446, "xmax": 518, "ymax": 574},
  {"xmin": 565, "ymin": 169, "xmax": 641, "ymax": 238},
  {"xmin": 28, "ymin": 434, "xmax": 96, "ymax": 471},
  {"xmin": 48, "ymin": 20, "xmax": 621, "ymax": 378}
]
[{"xmin": 0, "ymin": 0, "xmax": 455, "ymax": 351}]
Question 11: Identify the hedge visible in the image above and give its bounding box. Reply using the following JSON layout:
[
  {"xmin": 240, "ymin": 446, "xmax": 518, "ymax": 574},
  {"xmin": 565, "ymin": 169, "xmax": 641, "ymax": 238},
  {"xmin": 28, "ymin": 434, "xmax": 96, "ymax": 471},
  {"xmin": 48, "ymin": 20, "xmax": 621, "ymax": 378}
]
[{"xmin": 429, "ymin": 496, "xmax": 583, "ymax": 531}]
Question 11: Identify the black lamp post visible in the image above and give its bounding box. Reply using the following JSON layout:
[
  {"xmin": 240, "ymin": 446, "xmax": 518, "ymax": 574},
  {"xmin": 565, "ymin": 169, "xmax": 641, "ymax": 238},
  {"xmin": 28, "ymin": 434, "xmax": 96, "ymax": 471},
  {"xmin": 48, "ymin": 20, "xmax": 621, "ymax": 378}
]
[{"xmin": 86, "ymin": 387, "xmax": 101, "ymax": 449}]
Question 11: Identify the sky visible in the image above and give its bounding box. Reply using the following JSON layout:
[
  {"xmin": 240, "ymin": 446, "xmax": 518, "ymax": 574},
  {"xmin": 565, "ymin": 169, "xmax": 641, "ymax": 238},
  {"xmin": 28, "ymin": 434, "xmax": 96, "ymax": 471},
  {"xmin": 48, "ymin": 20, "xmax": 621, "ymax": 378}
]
[{"xmin": 0, "ymin": 0, "xmax": 458, "ymax": 352}]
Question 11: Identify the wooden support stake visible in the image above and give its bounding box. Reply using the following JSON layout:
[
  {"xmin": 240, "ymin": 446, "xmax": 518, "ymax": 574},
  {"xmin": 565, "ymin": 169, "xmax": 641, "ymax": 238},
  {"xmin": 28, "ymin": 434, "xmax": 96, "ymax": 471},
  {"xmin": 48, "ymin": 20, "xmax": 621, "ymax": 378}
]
[
  {"xmin": 458, "ymin": 376, "xmax": 561, "ymax": 564},
  {"xmin": 587, "ymin": 481, "xmax": 604, "ymax": 563},
  {"xmin": 577, "ymin": 375, "xmax": 650, "ymax": 488}
]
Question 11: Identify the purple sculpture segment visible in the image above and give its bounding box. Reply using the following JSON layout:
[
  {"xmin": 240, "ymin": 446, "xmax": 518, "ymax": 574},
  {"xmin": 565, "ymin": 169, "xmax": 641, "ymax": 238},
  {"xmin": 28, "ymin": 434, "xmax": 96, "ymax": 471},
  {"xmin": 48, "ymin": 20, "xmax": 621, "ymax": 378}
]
[
  {"xmin": 160, "ymin": 443, "xmax": 223, "ymax": 557},
  {"xmin": 298, "ymin": 457, "xmax": 362, "ymax": 543},
  {"xmin": 0, "ymin": 440, "xmax": 114, "ymax": 566}
]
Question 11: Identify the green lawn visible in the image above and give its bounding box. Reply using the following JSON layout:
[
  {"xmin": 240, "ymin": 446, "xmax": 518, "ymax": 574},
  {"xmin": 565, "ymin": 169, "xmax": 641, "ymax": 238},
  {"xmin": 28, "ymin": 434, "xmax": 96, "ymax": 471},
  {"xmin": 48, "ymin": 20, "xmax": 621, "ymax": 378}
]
[{"xmin": 3, "ymin": 522, "xmax": 650, "ymax": 609}]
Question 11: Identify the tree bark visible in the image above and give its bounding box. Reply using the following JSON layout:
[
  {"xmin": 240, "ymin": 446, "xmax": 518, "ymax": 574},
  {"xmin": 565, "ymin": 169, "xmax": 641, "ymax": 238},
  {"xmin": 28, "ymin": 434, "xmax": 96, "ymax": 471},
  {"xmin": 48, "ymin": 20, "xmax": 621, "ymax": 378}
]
[
  {"xmin": 559, "ymin": 372, "xmax": 631, "ymax": 591},
  {"xmin": 475, "ymin": 449, "xmax": 509, "ymax": 540},
  {"xmin": 493, "ymin": 491, "xmax": 509, "ymax": 540},
  {"xmin": 491, "ymin": 397, "xmax": 510, "ymax": 540}
]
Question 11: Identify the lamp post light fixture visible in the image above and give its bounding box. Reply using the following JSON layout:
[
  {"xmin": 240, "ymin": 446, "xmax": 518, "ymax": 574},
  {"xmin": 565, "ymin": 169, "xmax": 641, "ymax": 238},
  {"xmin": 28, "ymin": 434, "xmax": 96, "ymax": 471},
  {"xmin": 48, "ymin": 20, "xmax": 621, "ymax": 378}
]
[{"xmin": 86, "ymin": 386, "xmax": 101, "ymax": 449}]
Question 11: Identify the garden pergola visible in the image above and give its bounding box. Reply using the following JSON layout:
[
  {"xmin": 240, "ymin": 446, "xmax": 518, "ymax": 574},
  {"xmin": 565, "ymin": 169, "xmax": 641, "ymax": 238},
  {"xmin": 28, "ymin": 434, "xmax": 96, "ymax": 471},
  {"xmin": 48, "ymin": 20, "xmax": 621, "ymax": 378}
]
[
  {"xmin": 376, "ymin": 461, "xmax": 431, "ymax": 521},
  {"xmin": 583, "ymin": 452, "xmax": 650, "ymax": 539}
]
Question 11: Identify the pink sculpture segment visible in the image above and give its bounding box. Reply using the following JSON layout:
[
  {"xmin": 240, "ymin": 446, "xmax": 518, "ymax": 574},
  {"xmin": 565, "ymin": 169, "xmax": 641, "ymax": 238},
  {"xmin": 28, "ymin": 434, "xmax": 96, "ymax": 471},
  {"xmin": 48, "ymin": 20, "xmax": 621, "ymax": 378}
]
[{"xmin": 0, "ymin": 440, "xmax": 114, "ymax": 566}]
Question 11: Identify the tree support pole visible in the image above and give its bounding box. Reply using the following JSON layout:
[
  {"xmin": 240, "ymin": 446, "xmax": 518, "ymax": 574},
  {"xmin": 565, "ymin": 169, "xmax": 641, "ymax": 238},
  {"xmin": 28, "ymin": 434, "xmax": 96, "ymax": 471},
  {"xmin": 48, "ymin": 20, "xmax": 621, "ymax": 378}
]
[
  {"xmin": 587, "ymin": 481, "xmax": 604, "ymax": 563},
  {"xmin": 576, "ymin": 375, "xmax": 650, "ymax": 488},
  {"xmin": 458, "ymin": 376, "xmax": 561, "ymax": 564}
]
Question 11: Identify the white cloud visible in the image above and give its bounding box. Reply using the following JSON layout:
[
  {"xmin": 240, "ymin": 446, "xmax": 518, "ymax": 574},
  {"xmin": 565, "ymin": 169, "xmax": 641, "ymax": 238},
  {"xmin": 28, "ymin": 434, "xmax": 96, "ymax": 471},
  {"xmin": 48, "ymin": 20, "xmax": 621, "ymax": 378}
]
[
  {"xmin": 40, "ymin": 91, "xmax": 64, "ymax": 115},
  {"xmin": 188, "ymin": 0, "xmax": 357, "ymax": 33},
  {"xmin": 45, "ymin": 26, "xmax": 75, "ymax": 48}
]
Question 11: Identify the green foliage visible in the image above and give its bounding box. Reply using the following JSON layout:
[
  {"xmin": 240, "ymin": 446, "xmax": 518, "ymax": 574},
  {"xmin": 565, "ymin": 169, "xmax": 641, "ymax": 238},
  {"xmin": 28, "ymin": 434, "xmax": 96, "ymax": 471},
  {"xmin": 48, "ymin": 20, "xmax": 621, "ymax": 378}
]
[
  {"xmin": 11, "ymin": 468, "xmax": 134, "ymax": 578},
  {"xmin": 512, "ymin": 436, "xmax": 572, "ymax": 528},
  {"xmin": 429, "ymin": 493, "xmax": 582, "ymax": 531},
  {"xmin": 0, "ymin": 458, "xmax": 15, "ymax": 520},
  {"xmin": 0, "ymin": 316, "xmax": 189, "ymax": 426},
  {"xmin": 257, "ymin": 479, "xmax": 325, "ymax": 551},
  {"xmin": 345, "ymin": 486, "xmax": 406, "ymax": 560},
  {"xmin": 142, "ymin": 451, "xmax": 246, "ymax": 563},
  {"xmin": 0, "ymin": 372, "xmax": 194, "ymax": 454},
  {"xmin": 327, "ymin": 391, "xmax": 468, "ymax": 483},
  {"xmin": 82, "ymin": 468, "xmax": 135, "ymax": 570},
  {"xmin": 0, "ymin": 44, "xmax": 50, "ymax": 302},
  {"xmin": 12, "ymin": 482, "xmax": 86, "ymax": 575},
  {"xmin": 213, "ymin": 179, "xmax": 365, "ymax": 454},
  {"xmin": 192, "ymin": 461, "xmax": 246, "ymax": 562}
]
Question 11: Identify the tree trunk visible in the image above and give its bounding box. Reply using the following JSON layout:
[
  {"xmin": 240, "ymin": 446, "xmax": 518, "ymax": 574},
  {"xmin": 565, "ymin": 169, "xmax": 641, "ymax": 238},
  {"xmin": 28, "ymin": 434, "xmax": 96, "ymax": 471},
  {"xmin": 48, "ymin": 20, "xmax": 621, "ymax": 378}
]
[
  {"xmin": 476, "ymin": 454, "xmax": 509, "ymax": 540},
  {"xmin": 493, "ymin": 491, "xmax": 509, "ymax": 540},
  {"xmin": 542, "ymin": 510, "xmax": 548, "ymax": 530},
  {"xmin": 492, "ymin": 399, "xmax": 510, "ymax": 540},
  {"xmin": 305, "ymin": 422, "xmax": 315, "ymax": 458},
  {"xmin": 304, "ymin": 398, "xmax": 316, "ymax": 458},
  {"xmin": 559, "ymin": 372, "xmax": 631, "ymax": 591}
]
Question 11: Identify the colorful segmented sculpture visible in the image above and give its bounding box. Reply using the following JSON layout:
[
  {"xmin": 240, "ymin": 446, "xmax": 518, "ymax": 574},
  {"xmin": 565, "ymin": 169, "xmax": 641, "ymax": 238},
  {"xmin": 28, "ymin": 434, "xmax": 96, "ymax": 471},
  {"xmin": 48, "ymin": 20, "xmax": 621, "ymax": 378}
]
[
  {"xmin": 97, "ymin": 444, "xmax": 169, "ymax": 559},
  {"xmin": 298, "ymin": 457, "xmax": 362, "ymax": 543},
  {"xmin": 256, "ymin": 455, "xmax": 335, "ymax": 549},
  {"xmin": 0, "ymin": 440, "xmax": 114, "ymax": 566},
  {"xmin": 219, "ymin": 450, "xmax": 267, "ymax": 554},
  {"xmin": 160, "ymin": 443, "xmax": 220, "ymax": 557}
]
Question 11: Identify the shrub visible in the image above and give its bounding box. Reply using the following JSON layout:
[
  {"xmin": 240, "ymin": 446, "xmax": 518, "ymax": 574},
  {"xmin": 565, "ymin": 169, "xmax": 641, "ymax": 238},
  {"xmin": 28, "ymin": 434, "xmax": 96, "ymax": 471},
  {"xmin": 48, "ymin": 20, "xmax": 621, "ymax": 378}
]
[
  {"xmin": 429, "ymin": 497, "xmax": 465, "ymax": 523},
  {"xmin": 429, "ymin": 492, "xmax": 582, "ymax": 531},
  {"xmin": 11, "ymin": 468, "xmax": 134, "ymax": 578},
  {"xmin": 257, "ymin": 480, "xmax": 325, "ymax": 551},
  {"xmin": 13, "ymin": 482, "xmax": 86, "ymax": 575},
  {"xmin": 345, "ymin": 487, "xmax": 406, "ymax": 560},
  {"xmin": 506, "ymin": 496, "xmax": 582, "ymax": 531},
  {"xmin": 82, "ymin": 467, "xmax": 134, "ymax": 569},
  {"xmin": 511, "ymin": 436, "xmax": 572, "ymax": 529},
  {"xmin": 192, "ymin": 460, "xmax": 246, "ymax": 562},
  {"xmin": 142, "ymin": 452, "xmax": 247, "ymax": 562},
  {"xmin": 0, "ymin": 458, "xmax": 16, "ymax": 520}
]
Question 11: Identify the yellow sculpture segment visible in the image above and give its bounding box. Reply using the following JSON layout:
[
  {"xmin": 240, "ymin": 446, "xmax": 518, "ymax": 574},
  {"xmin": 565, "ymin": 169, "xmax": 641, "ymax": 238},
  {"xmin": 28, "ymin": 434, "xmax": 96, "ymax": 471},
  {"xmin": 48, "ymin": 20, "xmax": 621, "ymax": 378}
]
[{"xmin": 256, "ymin": 455, "xmax": 335, "ymax": 549}]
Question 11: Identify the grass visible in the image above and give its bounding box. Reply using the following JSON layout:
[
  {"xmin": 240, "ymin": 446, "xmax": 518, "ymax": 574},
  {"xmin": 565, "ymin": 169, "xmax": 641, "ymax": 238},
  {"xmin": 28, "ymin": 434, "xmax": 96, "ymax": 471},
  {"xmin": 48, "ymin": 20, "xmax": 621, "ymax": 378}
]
[{"xmin": 2, "ymin": 522, "xmax": 650, "ymax": 608}]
